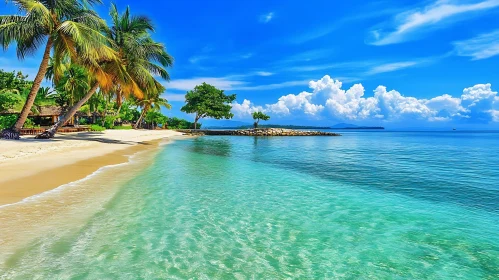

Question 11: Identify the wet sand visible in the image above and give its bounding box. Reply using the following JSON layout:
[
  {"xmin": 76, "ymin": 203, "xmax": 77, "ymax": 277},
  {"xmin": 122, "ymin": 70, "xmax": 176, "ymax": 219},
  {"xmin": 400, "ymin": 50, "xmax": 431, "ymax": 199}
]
[{"xmin": 0, "ymin": 130, "xmax": 182, "ymax": 206}]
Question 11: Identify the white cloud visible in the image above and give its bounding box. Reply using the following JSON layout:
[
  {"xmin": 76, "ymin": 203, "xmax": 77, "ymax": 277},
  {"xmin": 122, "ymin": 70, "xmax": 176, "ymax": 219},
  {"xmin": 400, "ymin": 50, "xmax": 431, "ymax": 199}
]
[
  {"xmin": 168, "ymin": 77, "xmax": 246, "ymax": 91},
  {"xmin": 234, "ymin": 80, "xmax": 310, "ymax": 91},
  {"xmin": 231, "ymin": 99, "xmax": 264, "ymax": 117},
  {"xmin": 241, "ymin": 53, "xmax": 253, "ymax": 59},
  {"xmin": 259, "ymin": 12, "xmax": 274, "ymax": 23},
  {"xmin": 454, "ymin": 29, "xmax": 499, "ymax": 60},
  {"xmin": 369, "ymin": 0, "xmax": 499, "ymax": 45},
  {"xmin": 366, "ymin": 61, "xmax": 419, "ymax": 75},
  {"xmin": 231, "ymin": 75, "xmax": 499, "ymax": 123},
  {"xmin": 168, "ymin": 75, "xmax": 307, "ymax": 92},
  {"xmin": 188, "ymin": 55, "xmax": 209, "ymax": 64},
  {"xmin": 255, "ymin": 71, "xmax": 273, "ymax": 76},
  {"xmin": 266, "ymin": 91, "xmax": 324, "ymax": 116},
  {"xmin": 162, "ymin": 93, "xmax": 186, "ymax": 102}
]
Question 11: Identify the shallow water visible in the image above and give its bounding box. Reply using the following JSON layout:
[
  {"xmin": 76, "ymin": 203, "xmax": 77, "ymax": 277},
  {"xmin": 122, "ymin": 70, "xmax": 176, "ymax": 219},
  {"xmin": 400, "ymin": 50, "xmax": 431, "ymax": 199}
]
[{"xmin": 1, "ymin": 131, "xmax": 499, "ymax": 279}]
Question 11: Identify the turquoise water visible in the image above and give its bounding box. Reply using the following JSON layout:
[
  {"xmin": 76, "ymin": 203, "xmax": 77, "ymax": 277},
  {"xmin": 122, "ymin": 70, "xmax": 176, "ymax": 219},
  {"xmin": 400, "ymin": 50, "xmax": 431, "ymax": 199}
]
[{"xmin": 2, "ymin": 131, "xmax": 499, "ymax": 279}]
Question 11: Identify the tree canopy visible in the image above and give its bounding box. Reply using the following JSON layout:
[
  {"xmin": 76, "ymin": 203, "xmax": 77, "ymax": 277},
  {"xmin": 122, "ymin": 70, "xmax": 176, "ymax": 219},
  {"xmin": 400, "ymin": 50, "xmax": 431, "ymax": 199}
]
[
  {"xmin": 252, "ymin": 111, "xmax": 270, "ymax": 128},
  {"xmin": 180, "ymin": 82, "xmax": 236, "ymax": 129}
]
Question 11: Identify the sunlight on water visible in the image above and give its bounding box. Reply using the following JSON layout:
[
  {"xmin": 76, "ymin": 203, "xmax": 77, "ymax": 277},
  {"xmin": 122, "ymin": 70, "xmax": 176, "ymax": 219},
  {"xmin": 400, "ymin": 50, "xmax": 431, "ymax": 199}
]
[{"xmin": 1, "ymin": 132, "xmax": 498, "ymax": 279}]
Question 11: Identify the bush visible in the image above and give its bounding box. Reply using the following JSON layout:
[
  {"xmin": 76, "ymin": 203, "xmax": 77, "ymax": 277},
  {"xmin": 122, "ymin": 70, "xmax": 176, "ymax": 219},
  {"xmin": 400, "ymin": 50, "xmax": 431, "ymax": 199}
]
[
  {"xmin": 78, "ymin": 118, "xmax": 89, "ymax": 125},
  {"xmin": 0, "ymin": 114, "xmax": 17, "ymax": 129},
  {"xmin": 166, "ymin": 117, "xmax": 200, "ymax": 129},
  {"xmin": 23, "ymin": 118, "xmax": 37, "ymax": 128},
  {"xmin": 90, "ymin": 124, "xmax": 106, "ymax": 132},
  {"xmin": 103, "ymin": 116, "xmax": 117, "ymax": 129},
  {"xmin": 0, "ymin": 92, "xmax": 24, "ymax": 111},
  {"xmin": 113, "ymin": 125, "xmax": 133, "ymax": 130}
]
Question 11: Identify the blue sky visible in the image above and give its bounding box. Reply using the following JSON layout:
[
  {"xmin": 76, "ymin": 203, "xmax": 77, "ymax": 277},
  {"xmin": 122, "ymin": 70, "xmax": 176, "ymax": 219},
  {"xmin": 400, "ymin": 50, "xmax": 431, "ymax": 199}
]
[{"xmin": 1, "ymin": 0, "xmax": 499, "ymax": 128}]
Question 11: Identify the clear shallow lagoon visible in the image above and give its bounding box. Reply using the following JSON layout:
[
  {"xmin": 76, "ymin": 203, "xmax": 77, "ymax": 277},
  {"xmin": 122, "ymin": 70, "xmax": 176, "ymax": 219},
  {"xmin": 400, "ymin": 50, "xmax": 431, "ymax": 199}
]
[{"xmin": 2, "ymin": 131, "xmax": 499, "ymax": 279}]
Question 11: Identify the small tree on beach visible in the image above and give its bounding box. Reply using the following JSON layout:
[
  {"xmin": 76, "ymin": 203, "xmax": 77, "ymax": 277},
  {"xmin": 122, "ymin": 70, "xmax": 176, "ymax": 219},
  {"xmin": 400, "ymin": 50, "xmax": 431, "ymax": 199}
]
[
  {"xmin": 252, "ymin": 111, "xmax": 270, "ymax": 128},
  {"xmin": 181, "ymin": 83, "xmax": 236, "ymax": 129}
]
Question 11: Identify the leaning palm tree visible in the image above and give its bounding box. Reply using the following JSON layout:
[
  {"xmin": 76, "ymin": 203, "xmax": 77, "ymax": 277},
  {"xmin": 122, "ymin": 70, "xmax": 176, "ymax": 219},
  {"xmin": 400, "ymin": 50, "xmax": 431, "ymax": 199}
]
[
  {"xmin": 0, "ymin": 0, "xmax": 116, "ymax": 139},
  {"xmin": 134, "ymin": 91, "xmax": 171, "ymax": 129},
  {"xmin": 35, "ymin": 4, "xmax": 173, "ymax": 139}
]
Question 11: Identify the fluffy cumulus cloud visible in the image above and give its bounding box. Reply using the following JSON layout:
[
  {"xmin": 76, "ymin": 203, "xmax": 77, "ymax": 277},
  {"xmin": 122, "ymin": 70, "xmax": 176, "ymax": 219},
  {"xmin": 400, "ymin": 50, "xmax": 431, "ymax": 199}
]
[{"xmin": 232, "ymin": 75, "xmax": 499, "ymax": 124}]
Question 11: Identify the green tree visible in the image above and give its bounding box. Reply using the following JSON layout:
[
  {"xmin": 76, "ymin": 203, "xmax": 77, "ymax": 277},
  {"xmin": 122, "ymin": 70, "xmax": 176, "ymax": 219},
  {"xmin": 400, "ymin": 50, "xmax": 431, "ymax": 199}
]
[
  {"xmin": 144, "ymin": 111, "xmax": 167, "ymax": 129},
  {"xmin": 0, "ymin": 70, "xmax": 32, "ymax": 95},
  {"xmin": 134, "ymin": 94, "xmax": 171, "ymax": 129},
  {"xmin": 0, "ymin": 93, "xmax": 24, "ymax": 111},
  {"xmin": 252, "ymin": 111, "xmax": 270, "ymax": 128},
  {"xmin": 180, "ymin": 83, "xmax": 236, "ymax": 129},
  {"xmin": 0, "ymin": 0, "xmax": 116, "ymax": 139}
]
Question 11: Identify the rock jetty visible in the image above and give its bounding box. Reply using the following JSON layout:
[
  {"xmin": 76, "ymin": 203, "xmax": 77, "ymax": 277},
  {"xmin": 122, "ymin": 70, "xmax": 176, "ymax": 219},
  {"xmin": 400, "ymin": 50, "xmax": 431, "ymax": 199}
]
[{"xmin": 177, "ymin": 128, "xmax": 341, "ymax": 136}]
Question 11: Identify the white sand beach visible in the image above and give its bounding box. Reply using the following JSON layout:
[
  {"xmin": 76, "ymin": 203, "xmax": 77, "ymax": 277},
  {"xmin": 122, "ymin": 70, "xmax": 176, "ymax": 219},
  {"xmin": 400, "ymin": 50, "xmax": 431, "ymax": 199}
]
[{"xmin": 0, "ymin": 130, "xmax": 182, "ymax": 205}]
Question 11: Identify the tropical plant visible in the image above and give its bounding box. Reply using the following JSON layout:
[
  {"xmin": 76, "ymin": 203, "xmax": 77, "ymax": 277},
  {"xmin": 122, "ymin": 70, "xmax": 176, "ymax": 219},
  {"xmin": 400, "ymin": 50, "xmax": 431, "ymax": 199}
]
[
  {"xmin": 181, "ymin": 83, "xmax": 236, "ymax": 129},
  {"xmin": 134, "ymin": 93, "xmax": 171, "ymax": 129},
  {"xmin": 0, "ymin": 115, "xmax": 17, "ymax": 129},
  {"xmin": 252, "ymin": 111, "xmax": 270, "ymax": 128},
  {"xmin": 144, "ymin": 111, "xmax": 167, "ymax": 129},
  {"xmin": 166, "ymin": 117, "xmax": 199, "ymax": 129},
  {"xmin": 36, "ymin": 4, "xmax": 172, "ymax": 139},
  {"xmin": 0, "ymin": 70, "xmax": 32, "ymax": 95},
  {"xmin": 0, "ymin": 0, "xmax": 116, "ymax": 139},
  {"xmin": 0, "ymin": 92, "xmax": 24, "ymax": 111}
]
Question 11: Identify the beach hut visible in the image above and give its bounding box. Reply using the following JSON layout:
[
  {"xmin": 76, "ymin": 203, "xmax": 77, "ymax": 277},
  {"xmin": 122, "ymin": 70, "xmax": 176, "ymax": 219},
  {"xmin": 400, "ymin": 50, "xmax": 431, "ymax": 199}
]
[{"xmin": 0, "ymin": 105, "xmax": 63, "ymax": 126}]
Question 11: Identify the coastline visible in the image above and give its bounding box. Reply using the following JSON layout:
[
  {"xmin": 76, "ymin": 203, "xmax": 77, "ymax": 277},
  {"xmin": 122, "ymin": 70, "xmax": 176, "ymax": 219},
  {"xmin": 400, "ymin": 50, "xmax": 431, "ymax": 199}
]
[
  {"xmin": 0, "ymin": 130, "xmax": 183, "ymax": 206},
  {"xmin": 0, "ymin": 130, "xmax": 186, "ymax": 266}
]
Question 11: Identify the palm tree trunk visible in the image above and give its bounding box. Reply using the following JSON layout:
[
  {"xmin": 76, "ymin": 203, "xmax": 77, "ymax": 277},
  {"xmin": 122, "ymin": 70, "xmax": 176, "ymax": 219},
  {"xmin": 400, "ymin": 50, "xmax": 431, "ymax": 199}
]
[
  {"xmin": 1, "ymin": 38, "xmax": 53, "ymax": 139},
  {"xmin": 35, "ymin": 82, "xmax": 99, "ymax": 139},
  {"xmin": 134, "ymin": 107, "xmax": 148, "ymax": 129},
  {"xmin": 101, "ymin": 97, "xmax": 109, "ymax": 127}
]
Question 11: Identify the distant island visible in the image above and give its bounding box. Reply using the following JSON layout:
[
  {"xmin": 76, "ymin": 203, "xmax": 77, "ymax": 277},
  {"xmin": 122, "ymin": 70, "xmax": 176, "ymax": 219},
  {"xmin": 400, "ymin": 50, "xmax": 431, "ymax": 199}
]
[{"xmin": 330, "ymin": 123, "xmax": 385, "ymax": 130}]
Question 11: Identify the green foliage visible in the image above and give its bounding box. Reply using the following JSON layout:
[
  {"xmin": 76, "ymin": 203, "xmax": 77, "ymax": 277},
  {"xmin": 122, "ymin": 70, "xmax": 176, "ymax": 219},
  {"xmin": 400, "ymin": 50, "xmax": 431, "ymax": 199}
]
[
  {"xmin": 0, "ymin": 70, "xmax": 32, "ymax": 95},
  {"xmin": 79, "ymin": 104, "xmax": 91, "ymax": 115},
  {"xmin": 104, "ymin": 116, "xmax": 117, "ymax": 129},
  {"xmin": 166, "ymin": 117, "xmax": 200, "ymax": 129},
  {"xmin": 0, "ymin": 115, "xmax": 17, "ymax": 129},
  {"xmin": 90, "ymin": 125, "xmax": 106, "ymax": 132},
  {"xmin": 252, "ymin": 111, "xmax": 271, "ymax": 128},
  {"xmin": 252, "ymin": 111, "xmax": 270, "ymax": 121},
  {"xmin": 79, "ymin": 118, "xmax": 89, "ymax": 125},
  {"xmin": 181, "ymin": 83, "xmax": 236, "ymax": 128},
  {"xmin": 113, "ymin": 125, "xmax": 133, "ymax": 130},
  {"xmin": 23, "ymin": 118, "xmax": 37, "ymax": 128},
  {"xmin": 119, "ymin": 102, "xmax": 141, "ymax": 122},
  {"xmin": 0, "ymin": 92, "xmax": 24, "ymax": 111},
  {"xmin": 145, "ymin": 111, "xmax": 167, "ymax": 128}
]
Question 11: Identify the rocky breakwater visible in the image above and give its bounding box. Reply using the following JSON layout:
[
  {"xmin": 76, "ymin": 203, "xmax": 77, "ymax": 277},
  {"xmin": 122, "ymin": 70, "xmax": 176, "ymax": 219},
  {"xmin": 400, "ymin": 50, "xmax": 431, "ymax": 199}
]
[{"xmin": 177, "ymin": 128, "xmax": 341, "ymax": 136}]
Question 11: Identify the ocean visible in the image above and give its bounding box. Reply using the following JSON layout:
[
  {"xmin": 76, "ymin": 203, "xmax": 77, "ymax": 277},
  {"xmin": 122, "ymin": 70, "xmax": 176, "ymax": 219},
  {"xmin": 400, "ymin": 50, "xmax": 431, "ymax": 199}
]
[{"xmin": 1, "ymin": 131, "xmax": 499, "ymax": 279}]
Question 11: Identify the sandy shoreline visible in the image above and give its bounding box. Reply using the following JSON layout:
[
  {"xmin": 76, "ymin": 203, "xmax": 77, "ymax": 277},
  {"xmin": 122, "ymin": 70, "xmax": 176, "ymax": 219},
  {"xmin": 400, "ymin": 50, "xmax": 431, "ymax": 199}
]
[{"xmin": 0, "ymin": 130, "xmax": 183, "ymax": 206}]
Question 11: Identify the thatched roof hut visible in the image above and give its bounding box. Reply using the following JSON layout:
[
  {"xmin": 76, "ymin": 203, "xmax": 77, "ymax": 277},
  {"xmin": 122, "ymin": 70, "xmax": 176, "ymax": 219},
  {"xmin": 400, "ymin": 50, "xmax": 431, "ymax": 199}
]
[{"xmin": 0, "ymin": 105, "xmax": 63, "ymax": 124}]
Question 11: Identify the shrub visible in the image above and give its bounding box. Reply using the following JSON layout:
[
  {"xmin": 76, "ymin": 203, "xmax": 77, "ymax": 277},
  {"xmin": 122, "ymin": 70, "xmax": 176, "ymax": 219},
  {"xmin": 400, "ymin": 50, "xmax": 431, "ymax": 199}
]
[
  {"xmin": 0, "ymin": 114, "xmax": 17, "ymax": 129},
  {"xmin": 23, "ymin": 118, "xmax": 36, "ymax": 128},
  {"xmin": 113, "ymin": 125, "xmax": 133, "ymax": 130},
  {"xmin": 103, "ymin": 116, "xmax": 117, "ymax": 129},
  {"xmin": 0, "ymin": 92, "xmax": 24, "ymax": 111},
  {"xmin": 90, "ymin": 124, "xmax": 106, "ymax": 132},
  {"xmin": 78, "ymin": 118, "xmax": 89, "ymax": 125}
]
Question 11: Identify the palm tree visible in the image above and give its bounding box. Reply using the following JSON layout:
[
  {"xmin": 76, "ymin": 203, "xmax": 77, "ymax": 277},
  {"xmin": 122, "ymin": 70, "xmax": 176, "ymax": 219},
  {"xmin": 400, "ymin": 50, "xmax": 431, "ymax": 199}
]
[
  {"xmin": 134, "ymin": 92, "xmax": 171, "ymax": 129},
  {"xmin": 35, "ymin": 4, "xmax": 173, "ymax": 139},
  {"xmin": 0, "ymin": 0, "xmax": 116, "ymax": 139}
]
